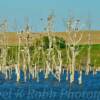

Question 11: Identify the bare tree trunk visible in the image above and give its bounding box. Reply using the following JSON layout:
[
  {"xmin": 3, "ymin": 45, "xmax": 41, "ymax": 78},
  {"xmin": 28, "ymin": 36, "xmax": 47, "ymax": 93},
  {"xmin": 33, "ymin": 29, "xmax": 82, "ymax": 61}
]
[
  {"xmin": 78, "ymin": 70, "xmax": 82, "ymax": 84},
  {"xmin": 23, "ymin": 64, "xmax": 27, "ymax": 82},
  {"xmin": 16, "ymin": 64, "xmax": 20, "ymax": 82},
  {"xmin": 16, "ymin": 33, "xmax": 21, "ymax": 82},
  {"xmin": 70, "ymin": 47, "xmax": 75, "ymax": 83},
  {"xmin": 57, "ymin": 50, "xmax": 62, "ymax": 82},
  {"xmin": 45, "ymin": 61, "xmax": 50, "ymax": 79}
]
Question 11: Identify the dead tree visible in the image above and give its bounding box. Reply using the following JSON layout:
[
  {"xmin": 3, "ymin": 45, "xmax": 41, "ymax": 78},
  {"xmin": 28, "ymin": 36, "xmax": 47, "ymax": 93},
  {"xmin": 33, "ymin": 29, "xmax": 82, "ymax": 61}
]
[
  {"xmin": 45, "ymin": 13, "xmax": 54, "ymax": 79},
  {"xmin": 86, "ymin": 14, "xmax": 92, "ymax": 75},
  {"xmin": 22, "ymin": 18, "xmax": 32, "ymax": 81},
  {"xmin": 66, "ymin": 17, "xmax": 83, "ymax": 83},
  {"xmin": 0, "ymin": 19, "xmax": 9, "ymax": 79},
  {"xmin": 16, "ymin": 31, "xmax": 22, "ymax": 82}
]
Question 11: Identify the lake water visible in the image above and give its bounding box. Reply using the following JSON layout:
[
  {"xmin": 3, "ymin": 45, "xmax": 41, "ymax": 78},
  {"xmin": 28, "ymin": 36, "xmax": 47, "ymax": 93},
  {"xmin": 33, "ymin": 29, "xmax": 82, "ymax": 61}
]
[{"xmin": 0, "ymin": 70, "xmax": 100, "ymax": 100}]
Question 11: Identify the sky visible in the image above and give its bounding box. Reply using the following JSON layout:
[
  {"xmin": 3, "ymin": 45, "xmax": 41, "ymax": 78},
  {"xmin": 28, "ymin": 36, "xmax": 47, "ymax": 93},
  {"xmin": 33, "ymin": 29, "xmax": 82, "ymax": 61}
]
[{"xmin": 0, "ymin": 0, "xmax": 100, "ymax": 32}]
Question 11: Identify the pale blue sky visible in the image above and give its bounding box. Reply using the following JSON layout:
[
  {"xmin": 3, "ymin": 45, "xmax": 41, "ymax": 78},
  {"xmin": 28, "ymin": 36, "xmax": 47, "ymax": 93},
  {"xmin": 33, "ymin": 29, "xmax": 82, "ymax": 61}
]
[{"xmin": 0, "ymin": 0, "xmax": 100, "ymax": 31}]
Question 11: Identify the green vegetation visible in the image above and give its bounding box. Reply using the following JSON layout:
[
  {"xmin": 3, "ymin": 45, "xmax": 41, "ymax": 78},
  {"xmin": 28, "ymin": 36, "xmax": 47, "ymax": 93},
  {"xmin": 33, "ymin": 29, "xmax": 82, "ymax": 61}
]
[
  {"xmin": 6, "ymin": 36, "xmax": 100, "ymax": 68},
  {"xmin": 76, "ymin": 44, "xmax": 100, "ymax": 67}
]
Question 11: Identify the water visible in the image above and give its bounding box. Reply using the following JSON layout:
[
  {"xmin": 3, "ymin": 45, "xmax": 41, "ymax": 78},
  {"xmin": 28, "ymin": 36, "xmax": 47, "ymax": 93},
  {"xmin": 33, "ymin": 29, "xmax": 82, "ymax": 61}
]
[{"xmin": 0, "ymin": 70, "xmax": 100, "ymax": 100}]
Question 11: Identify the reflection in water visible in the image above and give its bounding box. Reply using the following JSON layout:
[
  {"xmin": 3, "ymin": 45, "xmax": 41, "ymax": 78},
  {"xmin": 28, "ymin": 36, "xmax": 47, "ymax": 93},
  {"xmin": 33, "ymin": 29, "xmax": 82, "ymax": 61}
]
[{"xmin": 0, "ymin": 69, "xmax": 100, "ymax": 100}]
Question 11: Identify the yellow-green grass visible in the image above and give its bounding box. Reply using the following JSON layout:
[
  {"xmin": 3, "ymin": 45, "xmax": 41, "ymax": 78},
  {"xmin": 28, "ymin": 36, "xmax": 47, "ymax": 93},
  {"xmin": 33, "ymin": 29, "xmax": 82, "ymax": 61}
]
[{"xmin": 0, "ymin": 31, "xmax": 100, "ymax": 46}]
